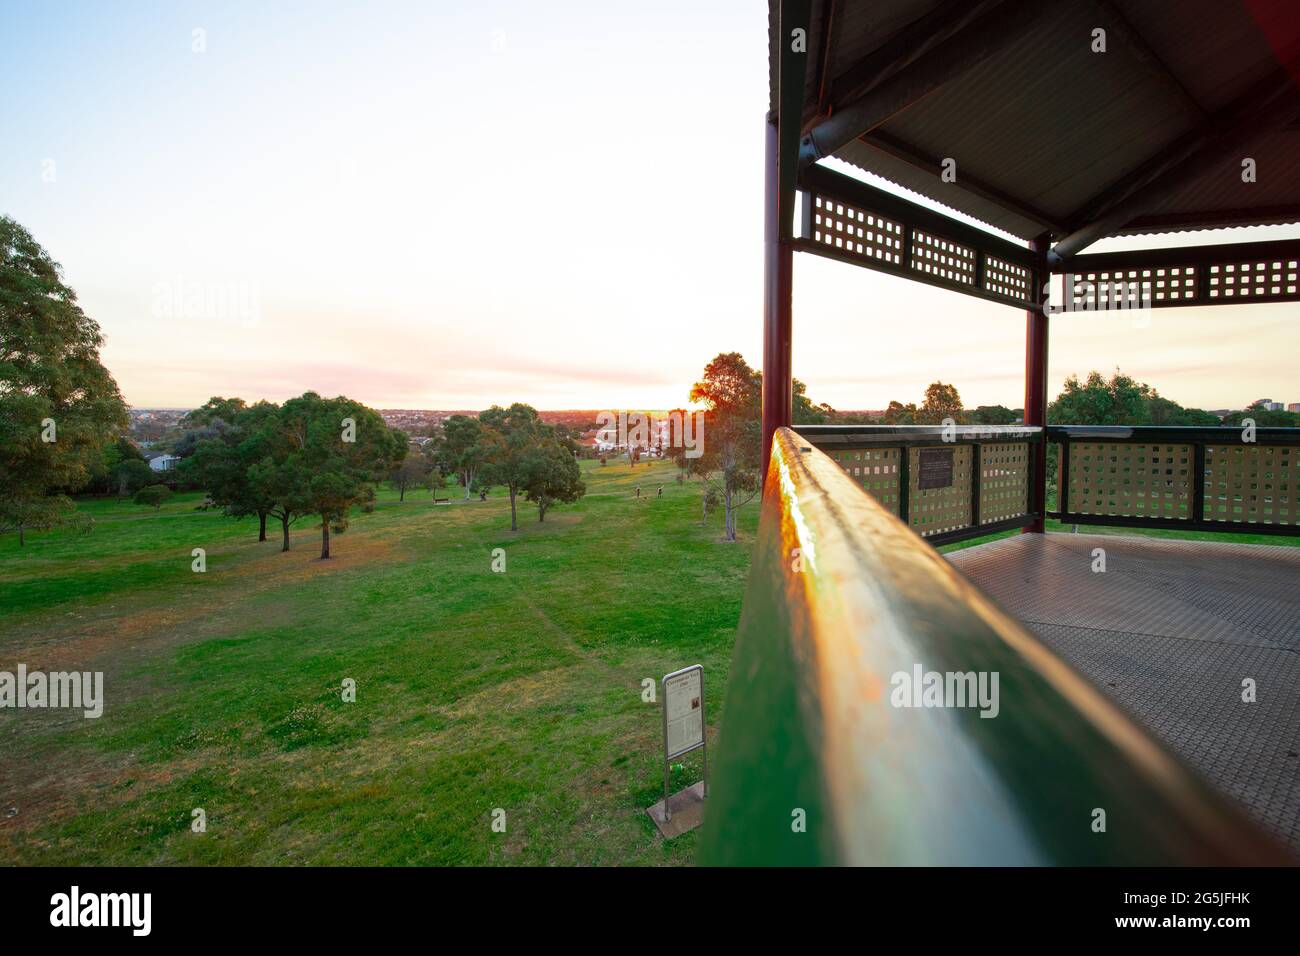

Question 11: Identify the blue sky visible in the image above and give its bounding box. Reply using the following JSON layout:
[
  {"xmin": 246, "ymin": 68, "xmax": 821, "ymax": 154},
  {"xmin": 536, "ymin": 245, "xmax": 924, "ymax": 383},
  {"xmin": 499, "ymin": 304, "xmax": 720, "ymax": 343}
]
[{"xmin": 2, "ymin": 0, "xmax": 1297, "ymax": 411}]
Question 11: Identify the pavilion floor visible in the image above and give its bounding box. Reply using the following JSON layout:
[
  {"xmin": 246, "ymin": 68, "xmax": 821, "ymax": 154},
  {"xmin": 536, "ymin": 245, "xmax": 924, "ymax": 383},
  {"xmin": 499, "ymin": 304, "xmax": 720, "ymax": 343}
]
[{"xmin": 947, "ymin": 531, "xmax": 1300, "ymax": 853}]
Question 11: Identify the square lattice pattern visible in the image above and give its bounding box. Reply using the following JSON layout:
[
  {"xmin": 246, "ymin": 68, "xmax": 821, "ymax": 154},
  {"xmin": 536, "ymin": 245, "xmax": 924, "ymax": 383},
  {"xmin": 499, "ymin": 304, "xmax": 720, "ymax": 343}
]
[
  {"xmin": 1207, "ymin": 258, "xmax": 1299, "ymax": 300},
  {"xmin": 1069, "ymin": 268, "xmax": 1197, "ymax": 309},
  {"xmin": 810, "ymin": 195, "xmax": 903, "ymax": 266},
  {"xmin": 979, "ymin": 442, "xmax": 1030, "ymax": 524},
  {"xmin": 830, "ymin": 447, "xmax": 901, "ymax": 516},
  {"xmin": 910, "ymin": 444, "xmax": 972, "ymax": 536},
  {"xmin": 985, "ymin": 255, "xmax": 1032, "ymax": 303},
  {"xmin": 1204, "ymin": 445, "xmax": 1296, "ymax": 526},
  {"xmin": 1067, "ymin": 442, "xmax": 1193, "ymax": 519},
  {"xmin": 910, "ymin": 230, "xmax": 976, "ymax": 287}
]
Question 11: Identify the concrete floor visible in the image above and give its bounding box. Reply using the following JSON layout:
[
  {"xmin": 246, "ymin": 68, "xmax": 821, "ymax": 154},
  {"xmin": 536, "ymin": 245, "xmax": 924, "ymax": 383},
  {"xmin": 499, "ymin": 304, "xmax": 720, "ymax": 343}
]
[{"xmin": 947, "ymin": 531, "xmax": 1300, "ymax": 852}]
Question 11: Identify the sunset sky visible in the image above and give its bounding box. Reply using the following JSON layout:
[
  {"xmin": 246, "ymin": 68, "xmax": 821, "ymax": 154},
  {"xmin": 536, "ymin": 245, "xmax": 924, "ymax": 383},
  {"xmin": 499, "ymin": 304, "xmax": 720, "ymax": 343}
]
[{"xmin": 2, "ymin": 0, "xmax": 1297, "ymax": 413}]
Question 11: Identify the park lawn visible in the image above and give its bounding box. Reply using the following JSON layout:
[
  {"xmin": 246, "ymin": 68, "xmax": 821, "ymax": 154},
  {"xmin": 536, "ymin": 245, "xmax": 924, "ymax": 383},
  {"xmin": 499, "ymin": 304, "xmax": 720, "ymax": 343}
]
[{"xmin": 0, "ymin": 459, "xmax": 757, "ymax": 865}]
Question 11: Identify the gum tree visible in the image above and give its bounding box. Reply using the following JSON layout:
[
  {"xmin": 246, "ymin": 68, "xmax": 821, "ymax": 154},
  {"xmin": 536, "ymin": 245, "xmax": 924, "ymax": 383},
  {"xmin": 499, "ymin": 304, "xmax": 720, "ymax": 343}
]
[
  {"xmin": 0, "ymin": 216, "xmax": 128, "ymax": 545},
  {"xmin": 268, "ymin": 393, "xmax": 406, "ymax": 558},
  {"xmin": 689, "ymin": 353, "xmax": 762, "ymax": 542},
  {"xmin": 434, "ymin": 414, "xmax": 487, "ymax": 500},
  {"xmin": 479, "ymin": 403, "xmax": 549, "ymax": 532},
  {"xmin": 523, "ymin": 439, "xmax": 585, "ymax": 521},
  {"xmin": 179, "ymin": 400, "xmax": 280, "ymax": 540}
]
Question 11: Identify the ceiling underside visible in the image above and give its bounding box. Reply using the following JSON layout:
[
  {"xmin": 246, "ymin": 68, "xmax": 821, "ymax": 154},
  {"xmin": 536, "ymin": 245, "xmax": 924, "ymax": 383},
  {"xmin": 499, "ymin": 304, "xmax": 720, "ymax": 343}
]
[{"xmin": 769, "ymin": 0, "xmax": 1300, "ymax": 247}]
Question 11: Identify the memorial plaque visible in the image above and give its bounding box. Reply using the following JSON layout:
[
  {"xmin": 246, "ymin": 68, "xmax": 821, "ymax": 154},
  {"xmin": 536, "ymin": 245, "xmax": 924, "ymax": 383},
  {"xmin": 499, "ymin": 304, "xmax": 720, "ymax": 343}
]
[
  {"xmin": 664, "ymin": 667, "xmax": 704, "ymax": 758},
  {"xmin": 917, "ymin": 447, "xmax": 955, "ymax": 489}
]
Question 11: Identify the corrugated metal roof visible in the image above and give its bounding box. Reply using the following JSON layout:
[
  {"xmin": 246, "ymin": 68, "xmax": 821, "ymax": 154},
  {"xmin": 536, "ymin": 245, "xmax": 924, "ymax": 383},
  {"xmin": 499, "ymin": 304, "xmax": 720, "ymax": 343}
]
[{"xmin": 770, "ymin": 0, "xmax": 1300, "ymax": 244}]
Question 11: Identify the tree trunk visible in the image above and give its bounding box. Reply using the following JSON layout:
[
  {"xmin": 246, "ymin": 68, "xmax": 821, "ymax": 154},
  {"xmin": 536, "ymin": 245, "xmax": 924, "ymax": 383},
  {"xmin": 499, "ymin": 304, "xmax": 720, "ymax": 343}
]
[
  {"xmin": 320, "ymin": 517, "xmax": 331, "ymax": 559},
  {"xmin": 281, "ymin": 515, "xmax": 291, "ymax": 552},
  {"xmin": 258, "ymin": 511, "xmax": 267, "ymax": 542},
  {"xmin": 724, "ymin": 486, "xmax": 736, "ymax": 541},
  {"xmin": 538, "ymin": 502, "xmax": 546, "ymax": 522},
  {"xmin": 399, "ymin": 484, "xmax": 406, "ymax": 502},
  {"xmin": 463, "ymin": 470, "xmax": 473, "ymax": 500},
  {"xmin": 509, "ymin": 488, "xmax": 518, "ymax": 531},
  {"xmin": 18, "ymin": 524, "xmax": 24, "ymax": 547}
]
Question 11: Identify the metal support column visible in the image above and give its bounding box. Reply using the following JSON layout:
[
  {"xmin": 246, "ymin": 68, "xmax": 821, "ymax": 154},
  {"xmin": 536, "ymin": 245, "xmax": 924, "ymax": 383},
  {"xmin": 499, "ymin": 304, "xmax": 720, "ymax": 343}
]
[
  {"xmin": 1023, "ymin": 234, "xmax": 1051, "ymax": 533},
  {"xmin": 762, "ymin": 116, "xmax": 793, "ymax": 483}
]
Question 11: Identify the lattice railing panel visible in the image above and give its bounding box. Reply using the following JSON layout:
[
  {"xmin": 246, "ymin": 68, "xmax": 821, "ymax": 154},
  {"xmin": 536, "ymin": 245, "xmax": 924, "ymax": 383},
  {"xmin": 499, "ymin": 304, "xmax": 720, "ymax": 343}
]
[
  {"xmin": 985, "ymin": 255, "xmax": 1032, "ymax": 303},
  {"xmin": 829, "ymin": 446, "xmax": 901, "ymax": 516},
  {"xmin": 1207, "ymin": 258, "xmax": 1299, "ymax": 301},
  {"xmin": 1068, "ymin": 267, "xmax": 1197, "ymax": 310},
  {"xmin": 811, "ymin": 195, "xmax": 903, "ymax": 266},
  {"xmin": 911, "ymin": 230, "xmax": 976, "ymax": 288},
  {"xmin": 1204, "ymin": 444, "xmax": 1297, "ymax": 526},
  {"xmin": 909, "ymin": 444, "xmax": 972, "ymax": 536},
  {"xmin": 979, "ymin": 442, "xmax": 1030, "ymax": 524},
  {"xmin": 1066, "ymin": 442, "xmax": 1193, "ymax": 519}
]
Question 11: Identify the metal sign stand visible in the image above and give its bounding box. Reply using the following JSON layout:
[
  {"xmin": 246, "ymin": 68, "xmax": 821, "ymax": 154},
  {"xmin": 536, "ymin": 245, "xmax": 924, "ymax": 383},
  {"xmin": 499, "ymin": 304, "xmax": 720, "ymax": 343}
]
[{"xmin": 658, "ymin": 664, "xmax": 707, "ymax": 825}]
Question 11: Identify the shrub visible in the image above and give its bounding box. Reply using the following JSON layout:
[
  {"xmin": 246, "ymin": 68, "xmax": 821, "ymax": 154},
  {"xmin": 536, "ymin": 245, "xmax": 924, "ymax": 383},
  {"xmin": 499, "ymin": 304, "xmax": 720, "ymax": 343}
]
[{"xmin": 133, "ymin": 484, "xmax": 172, "ymax": 510}]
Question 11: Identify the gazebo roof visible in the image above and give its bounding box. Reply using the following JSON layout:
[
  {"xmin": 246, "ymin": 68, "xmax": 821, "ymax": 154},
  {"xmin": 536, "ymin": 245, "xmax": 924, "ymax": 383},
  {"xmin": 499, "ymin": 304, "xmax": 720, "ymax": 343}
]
[{"xmin": 769, "ymin": 0, "xmax": 1300, "ymax": 254}]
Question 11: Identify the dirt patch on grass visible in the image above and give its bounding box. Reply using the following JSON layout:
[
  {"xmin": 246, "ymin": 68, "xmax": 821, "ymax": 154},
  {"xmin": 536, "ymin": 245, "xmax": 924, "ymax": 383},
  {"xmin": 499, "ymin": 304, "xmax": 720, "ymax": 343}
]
[{"xmin": 1, "ymin": 531, "xmax": 399, "ymax": 672}]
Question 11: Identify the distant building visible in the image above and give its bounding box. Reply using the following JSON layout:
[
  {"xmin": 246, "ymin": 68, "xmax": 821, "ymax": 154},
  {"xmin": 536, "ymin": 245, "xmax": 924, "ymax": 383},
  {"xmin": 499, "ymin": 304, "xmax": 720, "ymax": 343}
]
[
  {"xmin": 1289, "ymin": 403, "xmax": 1300, "ymax": 414},
  {"xmin": 148, "ymin": 454, "xmax": 179, "ymax": 472}
]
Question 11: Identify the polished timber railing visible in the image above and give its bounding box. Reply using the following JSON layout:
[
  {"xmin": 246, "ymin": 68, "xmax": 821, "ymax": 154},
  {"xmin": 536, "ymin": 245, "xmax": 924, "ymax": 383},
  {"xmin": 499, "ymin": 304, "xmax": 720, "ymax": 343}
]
[
  {"xmin": 798, "ymin": 424, "xmax": 1041, "ymax": 545},
  {"xmin": 697, "ymin": 428, "xmax": 1291, "ymax": 865},
  {"xmin": 1049, "ymin": 425, "xmax": 1300, "ymax": 535}
]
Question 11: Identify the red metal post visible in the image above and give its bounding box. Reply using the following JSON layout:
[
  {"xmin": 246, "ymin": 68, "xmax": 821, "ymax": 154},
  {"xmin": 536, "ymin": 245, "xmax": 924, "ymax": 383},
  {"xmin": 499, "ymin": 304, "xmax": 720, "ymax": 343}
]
[
  {"xmin": 762, "ymin": 116, "xmax": 793, "ymax": 483},
  {"xmin": 1023, "ymin": 233, "xmax": 1051, "ymax": 533}
]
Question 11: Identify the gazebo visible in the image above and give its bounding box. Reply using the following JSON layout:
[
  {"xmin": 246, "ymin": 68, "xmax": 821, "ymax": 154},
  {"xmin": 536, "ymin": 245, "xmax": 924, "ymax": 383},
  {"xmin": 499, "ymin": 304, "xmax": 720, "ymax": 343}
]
[{"xmin": 700, "ymin": 0, "xmax": 1300, "ymax": 866}]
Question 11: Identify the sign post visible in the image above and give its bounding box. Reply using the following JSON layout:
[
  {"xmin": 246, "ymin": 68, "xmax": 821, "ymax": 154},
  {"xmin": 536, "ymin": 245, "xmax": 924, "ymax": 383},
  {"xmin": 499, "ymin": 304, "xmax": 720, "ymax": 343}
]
[{"xmin": 647, "ymin": 664, "xmax": 707, "ymax": 835}]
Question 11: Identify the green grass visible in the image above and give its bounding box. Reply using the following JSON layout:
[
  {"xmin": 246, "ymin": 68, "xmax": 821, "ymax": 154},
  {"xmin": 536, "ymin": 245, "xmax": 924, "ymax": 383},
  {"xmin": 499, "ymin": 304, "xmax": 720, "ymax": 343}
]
[
  {"xmin": 0, "ymin": 460, "xmax": 757, "ymax": 865},
  {"xmin": 5, "ymin": 463, "xmax": 1290, "ymax": 865}
]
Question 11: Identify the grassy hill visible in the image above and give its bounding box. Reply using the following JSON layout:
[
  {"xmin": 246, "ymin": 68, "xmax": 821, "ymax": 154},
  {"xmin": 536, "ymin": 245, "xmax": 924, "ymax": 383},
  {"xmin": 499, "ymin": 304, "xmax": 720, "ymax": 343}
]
[{"xmin": 0, "ymin": 459, "xmax": 756, "ymax": 865}]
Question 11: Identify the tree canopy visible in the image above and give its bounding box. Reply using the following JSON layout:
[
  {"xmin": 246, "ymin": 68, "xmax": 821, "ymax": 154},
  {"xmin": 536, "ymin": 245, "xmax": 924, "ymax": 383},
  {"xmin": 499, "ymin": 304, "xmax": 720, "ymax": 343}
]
[{"xmin": 0, "ymin": 216, "xmax": 128, "ymax": 545}]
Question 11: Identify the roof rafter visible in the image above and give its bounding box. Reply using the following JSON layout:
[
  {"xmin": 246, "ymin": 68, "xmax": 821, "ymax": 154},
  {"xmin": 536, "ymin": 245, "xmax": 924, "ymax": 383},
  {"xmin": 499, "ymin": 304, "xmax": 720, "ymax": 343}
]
[
  {"xmin": 1086, "ymin": 0, "xmax": 1206, "ymax": 124},
  {"xmin": 798, "ymin": 0, "xmax": 1052, "ymax": 167}
]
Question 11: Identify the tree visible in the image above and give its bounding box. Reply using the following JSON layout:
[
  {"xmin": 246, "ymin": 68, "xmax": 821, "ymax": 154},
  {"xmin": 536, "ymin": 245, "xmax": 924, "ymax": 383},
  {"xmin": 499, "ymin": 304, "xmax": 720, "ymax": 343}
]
[
  {"xmin": 882, "ymin": 400, "xmax": 918, "ymax": 425},
  {"xmin": 0, "ymin": 217, "xmax": 128, "ymax": 545},
  {"xmin": 970, "ymin": 405, "xmax": 1018, "ymax": 426},
  {"xmin": 389, "ymin": 447, "xmax": 438, "ymax": 501},
  {"xmin": 751, "ymin": 373, "xmax": 829, "ymax": 425},
  {"xmin": 112, "ymin": 458, "xmax": 155, "ymax": 497},
  {"xmin": 1223, "ymin": 403, "xmax": 1300, "ymax": 428},
  {"xmin": 80, "ymin": 436, "xmax": 144, "ymax": 495},
  {"xmin": 689, "ymin": 353, "xmax": 762, "ymax": 542},
  {"xmin": 260, "ymin": 393, "xmax": 406, "ymax": 558},
  {"xmin": 523, "ymin": 440, "xmax": 585, "ymax": 521},
  {"xmin": 178, "ymin": 400, "xmax": 279, "ymax": 540},
  {"xmin": 918, "ymin": 381, "xmax": 965, "ymax": 424},
  {"xmin": 434, "ymin": 414, "xmax": 488, "ymax": 500},
  {"xmin": 181, "ymin": 396, "xmax": 247, "ymax": 430},
  {"xmin": 133, "ymin": 484, "xmax": 171, "ymax": 510},
  {"xmin": 1049, "ymin": 370, "xmax": 1153, "ymax": 425},
  {"xmin": 479, "ymin": 403, "xmax": 550, "ymax": 532}
]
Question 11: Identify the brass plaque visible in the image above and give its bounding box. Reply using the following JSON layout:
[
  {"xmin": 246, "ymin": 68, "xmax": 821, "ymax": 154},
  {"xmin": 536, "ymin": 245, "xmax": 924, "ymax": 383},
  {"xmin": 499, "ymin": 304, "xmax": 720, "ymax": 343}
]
[{"xmin": 918, "ymin": 447, "xmax": 955, "ymax": 490}]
